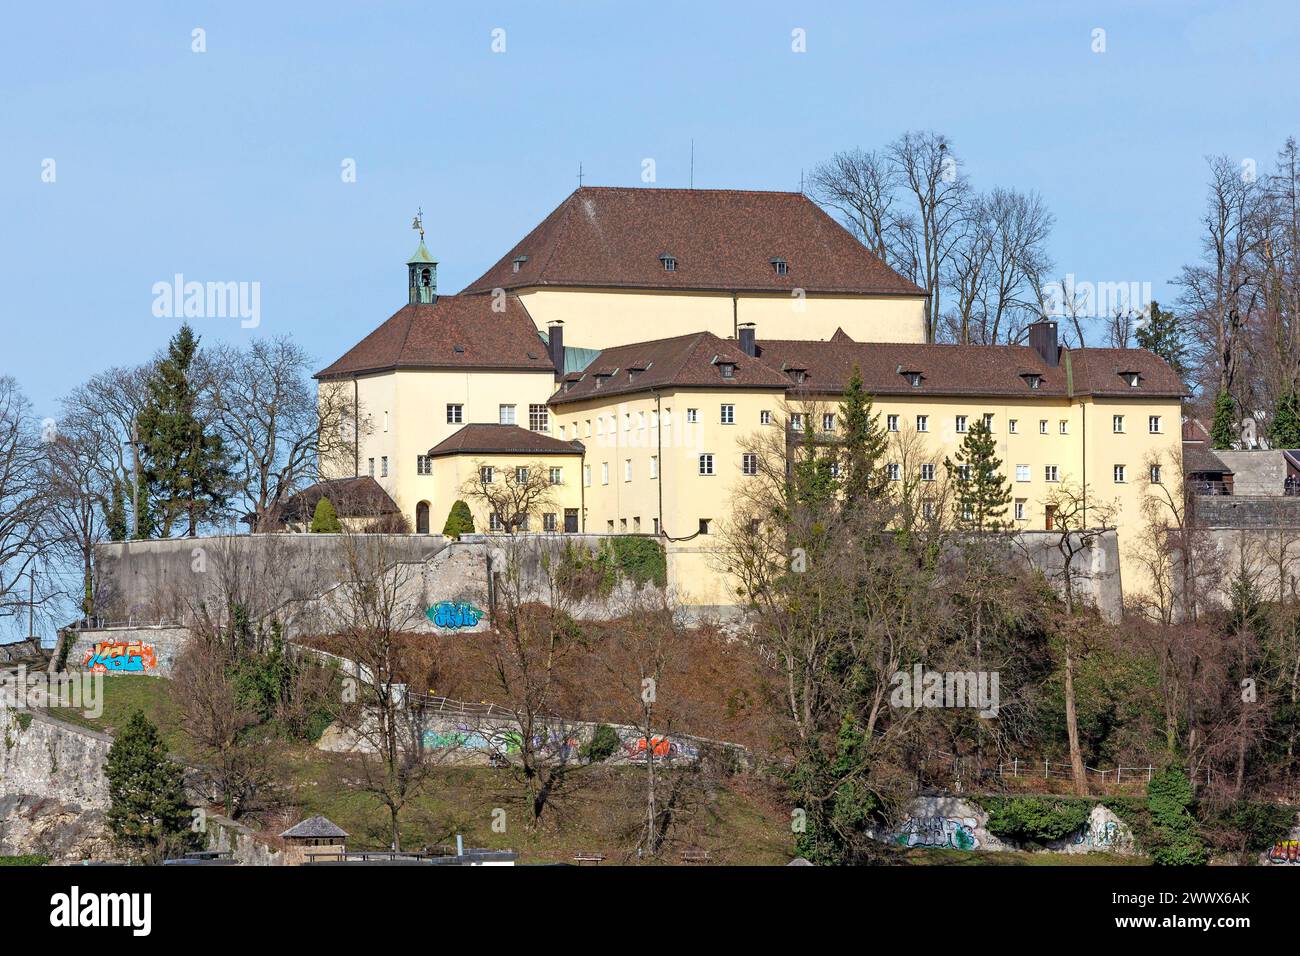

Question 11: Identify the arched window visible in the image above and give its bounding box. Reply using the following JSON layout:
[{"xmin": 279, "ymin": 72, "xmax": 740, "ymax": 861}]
[
  {"xmin": 421, "ymin": 268, "xmax": 432, "ymax": 287},
  {"xmin": 415, "ymin": 501, "xmax": 430, "ymax": 534}
]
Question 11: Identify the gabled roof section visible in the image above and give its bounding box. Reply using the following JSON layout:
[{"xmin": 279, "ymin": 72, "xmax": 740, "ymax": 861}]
[
  {"xmin": 752, "ymin": 332, "xmax": 1187, "ymax": 399},
  {"xmin": 280, "ymin": 815, "xmax": 349, "ymax": 839},
  {"xmin": 461, "ymin": 187, "xmax": 926, "ymax": 297},
  {"xmin": 550, "ymin": 331, "xmax": 790, "ymax": 405},
  {"xmin": 427, "ymin": 424, "xmax": 584, "ymax": 458},
  {"xmin": 315, "ymin": 295, "xmax": 554, "ymax": 379}
]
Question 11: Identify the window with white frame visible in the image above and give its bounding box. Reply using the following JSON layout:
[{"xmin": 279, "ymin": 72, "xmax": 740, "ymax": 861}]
[
  {"xmin": 822, "ymin": 413, "xmax": 835, "ymax": 432},
  {"xmin": 916, "ymin": 414, "xmax": 929, "ymax": 433},
  {"xmin": 1015, "ymin": 499, "xmax": 1026, "ymax": 521},
  {"xmin": 1044, "ymin": 465, "xmax": 1059, "ymax": 482},
  {"xmin": 416, "ymin": 455, "xmax": 431, "ymax": 475},
  {"xmin": 1150, "ymin": 464, "xmax": 1163, "ymax": 484},
  {"xmin": 955, "ymin": 415, "xmax": 968, "ymax": 433},
  {"xmin": 650, "ymin": 455, "xmax": 658, "ymax": 479},
  {"xmin": 489, "ymin": 513, "xmax": 502, "ymax": 532},
  {"xmin": 446, "ymin": 404, "xmax": 463, "ymax": 424},
  {"xmin": 480, "ymin": 465, "xmax": 494, "ymax": 484},
  {"xmin": 1149, "ymin": 415, "xmax": 1162, "ymax": 433},
  {"xmin": 887, "ymin": 463, "xmax": 901, "ymax": 481},
  {"xmin": 760, "ymin": 410, "xmax": 771, "ymax": 425},
  {"xmin": 601, "ymin": 462, "xmax": 609, "ymax": 485},
  {"xmin": 956, "ymin": 463, "xmax": 970, "ymax": 480},
  {"xmin": 983, "ymin": 413, "xmax": 994, "ymax": 430},
  {"xmin": 721, "ymin": 404, "xmax": 735, "ymax": 425},
  {"xmin": 686, "ymin": 408, "xmax": 699, "ymax": 423},
  {"xmin": 529, "ymin": 404, "xmax": 549, "ymax": 432},
  {"xmin": 1113, "ymin": 464, "xmax": 1126, "ymax": 483},
  {"xmin": 380, "ymin": 456, "xmax": 388, "ymax": 477},
  {"xmin": 742, "ymin": 453, "xmax": 758, "ymax": 475},
  {"xmin": 583, "ymin": 464, "xmax": 591, "ymax": 487},
  {"xmin": 699, "ymin": 453, "xmax": 715, "ymax": 476},
  {"xmin": 1059, "ymin": 420, "xmax": 1068, "ymax": 434},
  {"xmin": 515, "ymin": 466, "xmax": 529, "ymax": 484},
  {"xmin": 499, "ymin": 404, "xmax": 516, "ymax": 425},
  {"xmin": 549, "ymin": 466, "xmax": 563, "ymax": 485},
  {"xmin": 887, "ymin": 414, "xmax": 899, "ymax": 432},
  {"xmin": 1039, "ymin": 419, "xmax": 1048, "ymax": 434},
  {"xmin": 1009, "ymin": 419, "xmax": 1019, "ymax": 434},
  {"xmin": 1112, "ymin": 414, "xmax": 1125, "ymax": 433},
  {"xmin": 921, "ymin": 463, "xmax": 936, "ymax": 481},
  {"xmin": 790, "ymin": 412, "xmax": 804, "ymax": 430},
  {"xmin": 1016, "ymin": 464, "xmax": 1031, "ymax": 482},
  {"xmin": 368, "ymin": 457, "xmax": 375, "ymax": 477},
  {"xmin": 543, "ymin": 513, "xmax": 557, "ymax": 532},
  {"xmin": 624, "ymin": 459, "xmax": 632, "ymax": 482}
]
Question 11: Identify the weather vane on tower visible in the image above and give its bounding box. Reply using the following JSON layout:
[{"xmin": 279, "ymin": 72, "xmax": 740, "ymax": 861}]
[{"xmin": 412, "ymin": 207, "xmax": 424, "ymax": 240}]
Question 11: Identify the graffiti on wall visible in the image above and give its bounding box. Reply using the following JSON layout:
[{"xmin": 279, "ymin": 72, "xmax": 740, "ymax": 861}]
[
  {"xmin": 426, "ymin": 602, "xmax": 484, "ymax": 630},
  {"xmin": 894, "ymin": 816, "xmax": 980, "ymax": 850},
  {"xmin": 420, "ymin": 724, "xmax": 581, "ymax": 759},
  {"xmin": 83, "ymin": 641, "xmax": 157, "ymax": 673},
  {"xmin": 619, "ymin": 733, "xmax": 700, "ymax": 763},
  {"xmin": 1268, "ymin": 840, "xmax": 1300, "ymax": 864},
  {"xmin": 1073, "ymin": 820, "xmax": 1129, "ymax": 849}
]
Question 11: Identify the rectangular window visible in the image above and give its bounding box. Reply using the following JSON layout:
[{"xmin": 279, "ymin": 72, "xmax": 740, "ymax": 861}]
[
  {"xmin": 489, "ymin": 513, "xmax": 502, "ymax": 532},
  {"xmin": 624, "ymin": 459, "xmax": 632, "ymax": 482},
  {"xmin": 1009, "ymin": 419, "xmax": 1019, "ymax": 434},
  {"xmin": 549, "ymin": 467, "xmax": 562, "ymax": 485},
  {"xmin": 543, "ymin": 513, "xmax": 557, "ymax": 532},
  {"xmin": 1016, "ymin": 464, "xmax": 1030, "ymax": 482},
  {"xmin": 607, "ymin": 520, "xmax": 615, "ymax": 532},
  {"xmin": 699, "ymin": 454, "xmax": 715, "ymax": 476},
  {"xmin": 916, "ymin": 415, "xmax": 929, "ymax": 433},
  {"xmin": 1045, "ymin": 465, "xmax": 1059, "ymax": 482},
  {"xmin": 1112, "ymin": 414, "xmax": 1125, "ymax": 433},
  {"xmin": 515, "ymin": 466, "xmax": 529, "ymax": 484},
  {"xmin": 721, "ymin": 404, "xmax": 735, "ymax": 425},
  {"xmin": 583, "ymin": 465, "xmax": 591, "ymax": 487},
  {"xmin": 1114, "ymin": 464, "xmax": 1126, "ymax": 483},
  {"xmin": 620, "ymin": 518, "xmax": 628, "ymax": 531},
  {"xmin": 499, "ymin": 404, "xmax": 516, "ymax": 425},
  {"xmin": 983, "ymin": 413, "xmax": 994, "ymax": 430},
  {"xmin": 416, "ymin": 455, "xmax": 431, "ymax": 475},
  {"xmin": 760, "ymin": 410, "xmax": 772, "ymax": 425},
  {"xmin": 955, "ymin": 415, "xmax": 968, "ymax": 433},
  {"xmin": 822, "ymin": 413, "xmax": 836, "ymax": 432},
  {"xmin": 480, "ymin": 465, "xmax": 495, "ymax": 484},
  {"xmin": 887, "ymin": 463, "xmax": 901, "ymax": 481},
  {"xmin": 921, "ymin": 463, "xmax": 936, "ymax": 481},
  {"xmin": 633, "ymin": 516, "xmax": 641, "ymax": 532},
  {"xmin": 790, "ymin": 412, "xmax": 804, "ymax": 430},
  {"xmin": 380, "ymin": 456, "xmax": 388, "ymax": 477},
  {"xmin": 529, "ymin": 404, "xmax": 549, "ymax": 432},
  {"xmin": 368, "ymin": 457, "xmax": 375, "ymax": 477},
  {"xmin": 1014, "ymin": 499, "xmax": 1026, "ymax": 521},
  {"xmin": 887, "ymin": 414, "xmax": 899, "ymax": 432},
  {"xmin": 446, "ymin": 403, "xmax": 463, "ymax": 424},
  {"xmin": 650, "ymin": 455, "xmax": 658, "ymax": 479},
  {"xmin": 742, "ymin": 453, "xmax": 758, "ymax": 475},
  {"xmin": 1149, "ymin": 415, "xmax": 1162, "ymax": 434},
  {"xmin": 653, "ymin": 517, "xmax": 660, "ymax": 534},
  {"xmin": 1039, "ymin": 419, "xmax": 1048, "ymax": 434},
  {"xmin": 1059, "ymin": 420, "xmax": 1068, "ymax": 435},
  {"xmin": 698, "ymin": 518, "xmax": 711, "ymax": 535},
  {"xmin": 956, "ymin": 463, "xmax": 971, "ymax": 480},
  {"xmin": 1150, "ymin": 464, "xmax": 1163, "ymax": 484},
  {"xmin": 601, "ymin": 462, "xmax": 609, "ymax": 485},
  {"xmin": 687, "ymin": 408, "xmax": 699, "ymax": 423}
]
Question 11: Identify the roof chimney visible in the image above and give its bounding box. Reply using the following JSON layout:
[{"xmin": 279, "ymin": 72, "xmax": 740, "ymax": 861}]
[
  {"xmin": 738, "ymin": 322, "xmax": 757, "ymax": 357},
  {"xmin": 1028, "ymin": 319, "xmax": 1059, "ymax": 368},
  {"xmin": 546, "ymin": 321, "xmax": 565, "ymax": 381}
]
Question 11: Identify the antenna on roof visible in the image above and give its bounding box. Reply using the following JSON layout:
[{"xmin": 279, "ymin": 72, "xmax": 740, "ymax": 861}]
[
  {"xmin": 577, "ymin": 163, "xmax": 584, "ymax": 188},
  {"xmin": 411, "ymin": 207, "xmax": 424, "ymax": 240},
  {"xmin": 690, "ymin": 139, "xmax": 694, "ymax": 189},
  {"xmin": 799, "ymin": 169, "xmax": 804, "ymax": 194}
]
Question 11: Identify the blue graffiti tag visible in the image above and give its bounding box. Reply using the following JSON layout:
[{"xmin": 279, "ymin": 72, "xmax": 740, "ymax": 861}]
[{"xmin": 427, "ymin": 601, "xmax": 484, "ymax": 630}]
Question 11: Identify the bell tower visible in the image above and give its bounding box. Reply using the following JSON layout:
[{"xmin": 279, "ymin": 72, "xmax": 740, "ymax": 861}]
[{"xmin": 407, "ymin": 209, "xmax": 438, "ymax": 305}]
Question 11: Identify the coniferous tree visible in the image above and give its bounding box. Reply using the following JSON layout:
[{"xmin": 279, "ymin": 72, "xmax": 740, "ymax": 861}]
[
  {"xmin": 1210, "ymin": 389, "xmax": 1238, "ymax": 450},
  {"xmin": 1271, "ymin": 390, "xmax": 1300, "ymax": 449},
  {"xmin": 104, "ymin": 710, "xmax": 197, "ymax": 861},
  {"xmin": 106, "ymin": 478, "xmax": 128, "ymax": 542},
  {"xmin": 1135, "ymin": 301, "xmax": 1188, "ymax": 380},
  {"xmin": 838, "ymin": 364, "xmax": 889, "ymax": 506},
  {"xmin": 945, "ymin": 419, "xmax": 1011, "ymax": 531},
  {"xmin": 442, "ymin": 499, "xmax": 475, "ymax": 538},
  {"xmin": 137, "ymin": 324, "xmax": 230, "ymax": 536},
  {"xmin": 310, "ymin": 496, "xmax": 342, "ymax": 533}
]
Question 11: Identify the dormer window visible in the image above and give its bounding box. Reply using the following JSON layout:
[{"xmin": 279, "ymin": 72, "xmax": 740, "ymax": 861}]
[
  {"xmin": 719, "ymin": 363, "xmax": 735, "ymax": 379},
  {"xmin": 770, "ymin": 257, "xmax": 788, "ymax": 276},
  {"xmin": 659, "ymin": 254, "xmax": 677, "ymax": 272},
  {"xmin": 1121, "ymin": 371, "xmax": 1141, "ymax": 387},
  {"xmin": 899, "ymin": 368, "xmax": 923, "ymax": 387},
  {"xmin": 1022, "ymin": 373, "xmax": 1042, "ymax": 390},
  {"xmin": 511, "ymin": 255, "xmax": 529, "ymax": 274},
  {"xmin": 453, "ymin": 345, "xmax": 466, "ymax": 354},
  {"xmin": 785, "ymin": 366, "xmax": 808, "ymax": 385}
]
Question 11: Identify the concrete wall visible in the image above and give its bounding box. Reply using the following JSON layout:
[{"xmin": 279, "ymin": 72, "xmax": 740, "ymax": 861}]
[
  {"xmin": 66, "ymin": 625, "xmax": 191, "ymax": 678},
  {"xmin": 1215, "ymin": 450, "xmax": 1287, "ymax": 496},
  {"xmin": 1194, "ymin": 495, "xmax": 1300, "ymax": 529}
]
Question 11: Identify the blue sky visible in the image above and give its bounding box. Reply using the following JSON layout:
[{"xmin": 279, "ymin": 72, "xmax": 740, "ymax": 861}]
[{"xmin": 3, "ymin": 1, "xmax": 1298, "ymax": 416}]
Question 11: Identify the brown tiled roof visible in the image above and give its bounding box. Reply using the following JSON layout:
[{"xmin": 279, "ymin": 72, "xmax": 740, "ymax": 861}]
[
  {"xmin": 752, "ymin": 329, "xmax": 1187, "ymax": 399},
  {"xmin": 461, "ymin": 187, "xmax": 925, "ymax": 296},
  {"xmin": 427, "ymin": 424, "xmax": 584, "ymax": 458},
  {"xmin": 1183, "ymin": 444, "xmax": 1232, "ymax": 476},
  {"xmin": 315, "ymin": 295, "xmax": 553, "ymax": 379},
  {"xmin": 549, "ymin": 331, "xmax": 791, "ymax": 406},
  {"xmin": 281, "ymin": 477, "xmax": 399, "ymax": 520}
]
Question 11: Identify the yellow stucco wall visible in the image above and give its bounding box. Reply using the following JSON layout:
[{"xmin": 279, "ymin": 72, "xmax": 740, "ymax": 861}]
[
  {"xmin": 425, "ymin": 452, "xmax": 584, "ymax": 534},
  {"xmin": 515, "ymin": 287, "xmax": 927, "ymax": 350}
]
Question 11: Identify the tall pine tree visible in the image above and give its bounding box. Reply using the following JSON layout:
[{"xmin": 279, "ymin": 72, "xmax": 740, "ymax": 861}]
[
  {"xmin": 1135, "ymin": 301, "xmax": 1188, "ymax": 381},
  {"xmin": 137, "ymin": 324, "xmax": 230, "ymax": 536},
  {"xmin": 104, "ymin": 710, "xmax": 197, "ymax": 861},
  {"xmin": 1271, "ymin": 390, "xmax": 1300, "ymax": 449},
  {"xmin": 945, "ymin": 419, "xmax": 1011, "ymax": 532},
  {"xmin": 838, "ymin": 364, "xmax": 889, "ymax": 508},
  {"xmin": 1210, "ymin": 389, "xmax": 1238, "ymax": 450}
]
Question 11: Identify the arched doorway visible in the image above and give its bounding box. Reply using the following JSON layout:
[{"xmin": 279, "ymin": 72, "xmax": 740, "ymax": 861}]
[{"xmin": 416, "ymin": 501, "xmax": 430, "ymax": 534}]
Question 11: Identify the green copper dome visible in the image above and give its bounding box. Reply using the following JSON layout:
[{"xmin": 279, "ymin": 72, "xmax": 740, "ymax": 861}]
[{"xmin": 407, "ymin": 238, "xmax": 437, "ymax": 265}]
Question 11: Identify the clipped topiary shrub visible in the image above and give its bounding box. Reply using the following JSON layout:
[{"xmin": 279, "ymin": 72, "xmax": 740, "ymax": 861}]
[
  {"xmin": 442, "ymin": 499, "xmax": 475, "ymax": 538},
  {"xmin": 310, "ymin": 497, "xmax": 342, "ymax": 533}
]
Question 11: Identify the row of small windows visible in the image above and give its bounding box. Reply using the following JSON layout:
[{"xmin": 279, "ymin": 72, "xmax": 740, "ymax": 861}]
[
  {"xmin": 883, "ymin": 414, "xmax": 1163, "ymax": 435},
  {"xmin": 658, "ymin": 254, "xmax": 788, "ymax": 275},
  {"xmin": 476, "ymin": 465, "xmax": 565, "ymax": 485},
  {"xmin": 442, "ymin": 403, "xmax": 550, "ymax": 431}
]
